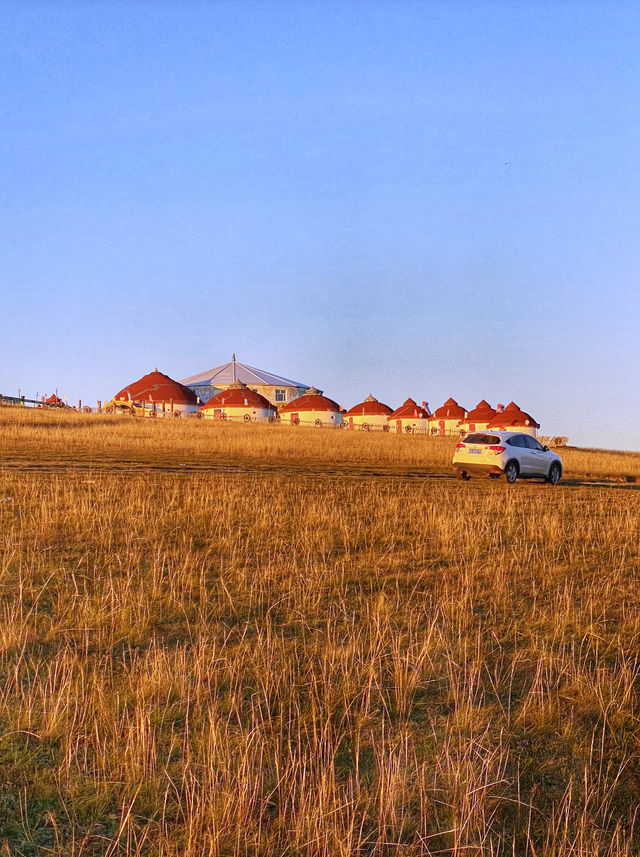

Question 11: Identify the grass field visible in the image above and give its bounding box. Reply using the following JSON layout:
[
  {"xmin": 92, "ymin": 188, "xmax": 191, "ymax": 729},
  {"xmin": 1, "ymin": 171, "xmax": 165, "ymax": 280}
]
[{"xmin": 1, "ymin": 408, "xmax": 640, "ymax": 855}]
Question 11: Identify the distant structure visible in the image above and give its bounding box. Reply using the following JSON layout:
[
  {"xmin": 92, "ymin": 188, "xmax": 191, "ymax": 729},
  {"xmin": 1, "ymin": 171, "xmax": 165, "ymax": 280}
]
[
  {"xmin": 199, "ymin": 381, "xmax": 277, "ymax": 423},
  {"xmin": 486, "ymin": 401, "xmax": 540, "ymax": 436},
  {"xmin": 428, "ymin": 398, "xmax": 467, "ymax": 436},
  {"xmin": 181, "ymin": 355, "xmax": 308, "ymax": 407},
  {"xmin": 388, "ymin": 398, "xmax": 430, "ymax": 434},
  {"xmin": 278, "ymin": 387, "xmax": 343, "ymax": 428},
  {"xmin": 345, "ymin": 394, "xmax": 393, "ymax": 431},
  {"xmin": 104, "ymin": 369, "xmax": 199, "ymax": 416},
  {"xmin": 44, "ymin": 394, "xmax": 71, "ymax": 409},
  {"xmin": 458, "ymin": 400, "xmax": 497, "ymax": 435}
]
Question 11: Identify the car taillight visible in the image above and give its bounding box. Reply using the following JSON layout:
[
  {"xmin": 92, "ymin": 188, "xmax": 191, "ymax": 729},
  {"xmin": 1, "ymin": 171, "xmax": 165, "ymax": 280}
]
[
  {"xmin": 488, "ymin": 445, "xmax": 506, "ymax": 454},
  {"xmin": 456, "ymin": 443, "xmax": 465, "ymax": 448}
]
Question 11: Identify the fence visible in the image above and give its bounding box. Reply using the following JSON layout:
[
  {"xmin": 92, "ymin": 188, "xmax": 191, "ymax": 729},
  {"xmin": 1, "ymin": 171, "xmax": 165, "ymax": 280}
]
[{"xmin": 0, "ymin": 394, "xmax": 97, "ymax": 413}]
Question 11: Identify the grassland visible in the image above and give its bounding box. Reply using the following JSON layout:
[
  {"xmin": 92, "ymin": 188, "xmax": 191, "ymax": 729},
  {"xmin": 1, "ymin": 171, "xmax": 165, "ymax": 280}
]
[{"xmin": 1, "ymin": 408, "xmax": 640, "ymax": 856}]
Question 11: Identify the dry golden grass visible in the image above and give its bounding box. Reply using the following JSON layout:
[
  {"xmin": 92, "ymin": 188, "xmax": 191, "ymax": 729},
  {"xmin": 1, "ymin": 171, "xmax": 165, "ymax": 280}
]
[{"xmin": 1, "ymin": 407, "xmax": 640, "ymax": 855}]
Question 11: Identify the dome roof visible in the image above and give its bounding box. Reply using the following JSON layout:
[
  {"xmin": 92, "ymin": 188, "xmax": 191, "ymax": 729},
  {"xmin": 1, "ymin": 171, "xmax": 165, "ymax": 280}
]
[
  {"xmin": 114, "ymin": 370, "xmax": 198, "ymax": 406},
  {"xmin": 461, "ymin": 399, "xmax": 496, "ymax": 422},
  {"xmin": 389, "ymin": 398, "xmax": 430, "ymax": 420},
  {"xmin": 487, "ymin": 402, "xmax": 539, "ymax": 429},
  {"xmin": 200, "ymin": 381, "xmax": 275, "ymax": 411},
  {"xmin": 346, "ymin": 394, "xmax": 393, "ymax": 417},
  {"xmin": 432, "ymin": 397, "xmax": 466, "ymax": 420},
  {"xmin": 279, "ymin": 386, "xmax": 341, "ymax": 414}
]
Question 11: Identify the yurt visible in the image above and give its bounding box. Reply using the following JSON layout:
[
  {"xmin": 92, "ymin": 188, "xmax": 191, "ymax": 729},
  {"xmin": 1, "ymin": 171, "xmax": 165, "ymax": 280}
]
[
  {"xmin": 181, "ymin": 354, "xmax": 308, "ymax": 406},
  {"xmin": 107, "ymin": 369, "xmax": 199, "ymax": 416},
  {"xmin": 388, "ymin": 398, "xmax": 430, "ymax": 434},
  {"xmin": 278, "ymin": 387, "xmax": 343, "ymax": 428},
  {"xmin": 199, "ymin": 381, "xmax": 276, "ymax": 423},
  {"xmin": 486, "ymin": 401, "xmax": 540, "ymax": 436},
  {"xmin": 44, "ymin": 394, "xmax": 71, "ymax": 409},
  {"xmin": 428, "ymin": 397, "xmax": 467, "ymax": 436},
  {"xmin": 458, "ymin": 399, "xmax": 497, "ymax": 435},
  {"xmin": 345, "ymin": 394, "xmax": 393, "ymax": 431}
]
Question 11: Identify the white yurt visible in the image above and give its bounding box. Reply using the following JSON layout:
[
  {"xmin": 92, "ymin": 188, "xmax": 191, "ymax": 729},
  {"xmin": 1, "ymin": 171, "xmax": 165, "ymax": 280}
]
[
  {"xmin": 278, "ymin": 387, "xmax": 343, "ymax": 428},
  {"xmin": 199, "ymin": 381, "xmax": 277, "ymax": 422},
  {"xmin": 388, "ymin": 398, "xmax": 430, "ymax": 434},
  {"xmin": 428, "ymin": 397, "xmax": 467, "ymax": 436},
  {"xmin": 345, "ymin": 394, "xmax": 393, "ymax": 431}
]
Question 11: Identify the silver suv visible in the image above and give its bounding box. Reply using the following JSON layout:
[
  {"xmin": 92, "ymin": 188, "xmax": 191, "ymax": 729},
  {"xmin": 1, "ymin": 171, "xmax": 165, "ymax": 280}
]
[{"xmin": 452, "ymin": 430, "xmax": 563, "ymax": 484}]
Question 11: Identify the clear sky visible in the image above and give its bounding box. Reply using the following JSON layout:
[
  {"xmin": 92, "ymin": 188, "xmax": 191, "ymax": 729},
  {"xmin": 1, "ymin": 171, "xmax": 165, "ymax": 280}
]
[{"xmin": 2, "ymin": 1, "xmax": 639, "ymax": 450}]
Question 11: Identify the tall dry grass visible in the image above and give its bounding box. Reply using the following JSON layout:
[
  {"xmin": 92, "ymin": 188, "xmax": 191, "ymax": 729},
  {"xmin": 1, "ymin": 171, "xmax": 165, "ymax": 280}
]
[
  {"xmin": 2, "ymin": 407, "xmax": 639, "ymax": 481},
  {"xmin": 0, "ymin": 408, "xmax": 639, "ymax": 855}
]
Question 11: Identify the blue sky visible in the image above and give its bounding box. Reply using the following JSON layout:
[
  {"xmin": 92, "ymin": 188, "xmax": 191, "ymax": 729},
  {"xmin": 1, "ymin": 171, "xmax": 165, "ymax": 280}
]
[{"xmin": 2, "ymin": 1, "xmax": 639, "ymax": 449}]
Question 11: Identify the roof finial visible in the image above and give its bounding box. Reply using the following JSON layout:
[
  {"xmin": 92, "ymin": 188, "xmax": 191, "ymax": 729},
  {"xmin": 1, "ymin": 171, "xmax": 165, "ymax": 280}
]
[
  {"xmin": 232, "ymin": 352, "xmax": 236, "ymax": 362},
  {"xmin": 232, "ymin": 353, "xmax": 237, "ymax": 382}
]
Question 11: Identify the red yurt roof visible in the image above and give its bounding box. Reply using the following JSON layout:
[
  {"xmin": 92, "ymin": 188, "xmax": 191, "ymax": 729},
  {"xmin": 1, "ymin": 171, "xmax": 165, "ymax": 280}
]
[
  {"xmin": 461, "ymin": 399, "xmax": 497, "ymax": 423},
  {"xmin": 45, "ymin": 394, "xmax": 68, "ymax": 407},
  {"xmin": 389, "ymin": 398, "xmax": 430, "ymax": 420},
  {"xmin": 431, "ymin": 397, "xmax": 466, "ymax": 420},
  {"xmin": 279, "ymin": 386, "xmax": 341, "ymax": 414},
  {"xmin": 345, "ymin": 394, "xmax": 393, "ymax": 417},
  {"xmin": 200, "ymin": 382, "xmax": 275, "ymax": 411},
  {"xmin": 114, "ymin": 370, "xmax": 198, "ymax": 405},
  {"xmin": 487, "ymin": 402, "xmax": 540, "ymax": 429}
]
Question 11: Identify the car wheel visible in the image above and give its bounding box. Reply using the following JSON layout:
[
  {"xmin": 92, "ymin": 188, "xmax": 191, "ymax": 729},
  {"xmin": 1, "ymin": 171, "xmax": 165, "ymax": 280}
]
[
  {"xmin": 505, "ymin": 461, "xmax": 519, "ymax": 484},
  {"xmin": 547, "ymin": 462, "xmax": 561, "ymax": 485},
  {"xmin": 456, "ymin": 470, "xmax": 470, "ymax": 481}
]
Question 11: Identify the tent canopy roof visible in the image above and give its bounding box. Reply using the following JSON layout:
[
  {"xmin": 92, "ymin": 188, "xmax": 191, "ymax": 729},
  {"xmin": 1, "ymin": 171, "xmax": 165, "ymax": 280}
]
[{"xmin": 181, "ymin": 356, "xmax": 307, "ymax": 389}]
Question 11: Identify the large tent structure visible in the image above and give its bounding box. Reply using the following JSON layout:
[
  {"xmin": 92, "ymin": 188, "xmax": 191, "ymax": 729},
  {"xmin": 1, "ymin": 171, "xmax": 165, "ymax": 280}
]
[{"xmin": 181, "ymin": 355, "xmax": 308, "ymax": 406}]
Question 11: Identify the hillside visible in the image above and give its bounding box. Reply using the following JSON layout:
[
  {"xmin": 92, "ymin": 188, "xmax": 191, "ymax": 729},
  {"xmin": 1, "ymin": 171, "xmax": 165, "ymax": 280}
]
[{"xmin": 1, "ymin": 408, "xmax": 639, "ymax": 855}]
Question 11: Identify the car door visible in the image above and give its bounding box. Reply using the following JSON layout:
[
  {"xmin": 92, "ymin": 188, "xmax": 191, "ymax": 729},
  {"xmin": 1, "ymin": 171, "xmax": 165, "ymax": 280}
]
[
  {"xmin": 507, "ymin": 434, "xmax": 531, "ymax": 473},
  {"xmin": 523, "ymin": 435, "xmax": 548, "ymax": 476}
]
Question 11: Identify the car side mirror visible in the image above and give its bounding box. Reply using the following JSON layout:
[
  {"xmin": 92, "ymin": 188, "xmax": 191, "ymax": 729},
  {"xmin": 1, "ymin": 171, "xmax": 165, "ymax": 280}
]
[{"xmin": 543, "ymin": 445, "xmax": 549, "ymax": 452}]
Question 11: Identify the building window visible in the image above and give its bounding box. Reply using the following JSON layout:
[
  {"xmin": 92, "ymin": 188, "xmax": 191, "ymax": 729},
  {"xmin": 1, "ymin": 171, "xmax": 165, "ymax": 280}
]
[{"xmin": 275, "ymin": 389, "xmax": 286, "ymax": 402}]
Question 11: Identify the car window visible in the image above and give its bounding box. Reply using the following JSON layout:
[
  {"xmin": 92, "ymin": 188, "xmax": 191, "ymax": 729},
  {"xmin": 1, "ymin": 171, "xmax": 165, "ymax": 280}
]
[
  {"xmin": 523, "ymin": 435, "xmax": 543, "ymax": 450},
  {"xmin": 507, "ymin": 435, "xmax": 526, "ymax": 447},
  {"xmin": 464, "ymin": 434, "xmax": 501, "ymax": 445}
]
